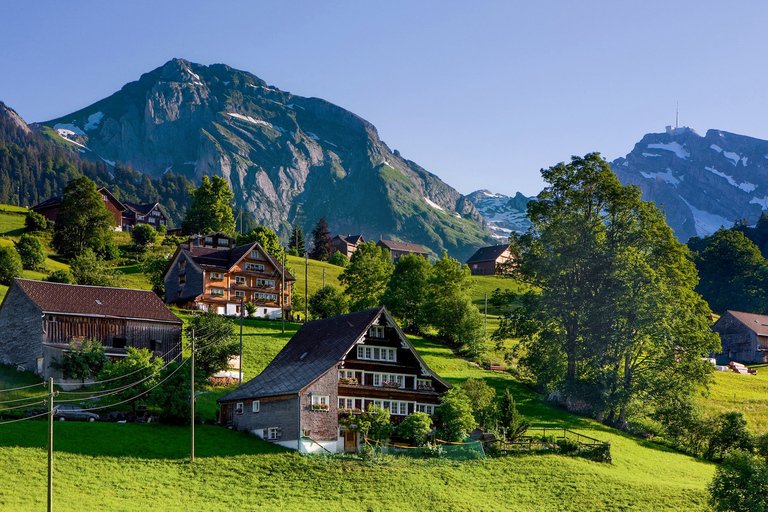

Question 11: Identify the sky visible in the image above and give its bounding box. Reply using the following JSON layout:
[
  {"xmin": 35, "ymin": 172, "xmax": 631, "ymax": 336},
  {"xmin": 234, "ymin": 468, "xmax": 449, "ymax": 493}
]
[{"xmin": 2, "ymin": 1, "xmax": 768, "ymax": 198}]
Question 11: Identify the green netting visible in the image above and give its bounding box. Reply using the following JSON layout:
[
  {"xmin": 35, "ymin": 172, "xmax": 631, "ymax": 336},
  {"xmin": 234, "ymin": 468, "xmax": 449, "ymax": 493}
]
[{"xmin": 367, "ymin": 439, "xmax": 486, "ymax": 460}]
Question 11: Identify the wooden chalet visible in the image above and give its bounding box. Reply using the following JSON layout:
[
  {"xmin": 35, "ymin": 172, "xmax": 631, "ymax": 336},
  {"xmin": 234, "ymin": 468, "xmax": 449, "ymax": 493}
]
[
  {"xmin": 711, "ymin": 310, "xmax": 768, "ymax": 364},
  {"xmin": 30, "ymin": 186, "xmax": 126, "ymax": 230},
  {"xmin": 0, "ymin": 279, "xmax": 182, "ymax": 381},
  {"xmin": 218, "ymin": 307, "xmax": 450, "ymax": 453},
  {"xmin": 376, "ymin": 239, "xmax": 429, "ymax": 262},
  {"xmin": 163, "ymin": 239, "xmax": 294, "ymax": 319},
  {"xmin": 121, "ymin": 202, "xmax": 169, "ymax": 232},
  {"xmin": 330, "ymin": 234, "xmax": 365, "ymax": 259},
  {"xmin": 465, "ymin": 244, "xmax": 514, "ymax": 275}
]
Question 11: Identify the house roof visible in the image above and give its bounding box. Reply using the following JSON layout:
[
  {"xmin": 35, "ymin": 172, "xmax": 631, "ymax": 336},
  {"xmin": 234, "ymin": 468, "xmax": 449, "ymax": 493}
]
[
  {"xmin": 171, "ymin": 242, "xmax": 295, "ymax": 282},
  {"xmin": 724, "ymin": 310, "xmax": 768, "ymax": 336},
  {"xmin": 466, "ymin": 244, "xmax": 510, "ymax": 264},
  {"xmin": 10, "ymin": 279, "xmax": 182, "ymax": 324},
  {"xmin": 123, "ymin": 201, "xmax": 168, "ymax": 218},
  {"xmin": 376, "ymin": 239, "xmax": 428, "ymax": 254},
  {"xmin": 31, "ymin": 187, "xmax": 125, "ymax": 213},
  {"xmin": 333, "ymin": 234, "xmax": 365, "ymax": 245},
  {"xmin": 219, "ymin": 306, "xmax": 449, "ymax": 402}
]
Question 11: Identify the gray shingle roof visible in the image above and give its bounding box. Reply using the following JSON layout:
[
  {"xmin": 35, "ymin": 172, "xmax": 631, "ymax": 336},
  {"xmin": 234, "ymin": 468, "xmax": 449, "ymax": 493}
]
[
  {"xmin": 466, "ymin": 244, "xmax": 510, "ymax": 264},
  {"xmin": 220, "ymin": 308, "xmax": 384, "ymax": 401},
  {"xmin": 724, "ymin": 310, "xmax": 768, "ymax": 336}
]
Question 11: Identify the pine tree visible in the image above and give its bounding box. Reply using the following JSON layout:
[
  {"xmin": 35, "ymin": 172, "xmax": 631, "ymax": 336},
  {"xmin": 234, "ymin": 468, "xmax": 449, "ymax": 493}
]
[
  {"xmin": 289, "ymin": 224, "xmax": 306, "ymax": 256},
  {"xmin": 309, "ymin": 217, "xmax": 332, "ymax": 261}
]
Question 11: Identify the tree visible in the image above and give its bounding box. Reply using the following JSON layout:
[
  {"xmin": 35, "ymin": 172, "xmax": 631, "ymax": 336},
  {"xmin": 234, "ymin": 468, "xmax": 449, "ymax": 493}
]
[
  {"xmin": 395, "ymin": 412, "xmax": 433, "ymax": 446},
  {"xmin": 70, "ymin": 248, "xmax": 119, "ymax": 287},
  {"xmin": 707, "ymin": 411, "xmax": 754, "ymax": 462},
  {"xmin": 436, "ymin": 388, "xmax": 476, "ymax": 442},
  {"xmin": 0, "ymin": 246, "xmax": 22, "ymax": 285},
  {"xmin": 182, "ymin": 175, "xmax": 235, "ymax": 236},
  {"xmin": 142, "ymin": 253, "xmax": 170, "ymax": 297},
  {"xmin": 52, "ymin": 177, "xmax": 114, "ymax": 258},
  {"xmin": 708, "ymin": 450, "xmax": 768, "ymax": 512},
  {"xmin": 15, "ymin": 234, "xmax": 46, "ymax": 270},
  {"xmin": 339, "ymin": 242, "xmax": 394, "ymax": 311},
  {"xmin": 236, "ymin": 226, "xmax": 283, "ymax": 258},
  {"xmin": 309, "ymin": 285, "xmax": 349, "ymax": 319},
  {"xmin": 47, "ymin": 269, "xmax": 74, "ymax": 284},
  {"xmin": 497, "ymin": 389, "xmax": 529, "ymax": 442},
  {"xmin": 354, "ymin": 404, "xmax": 392, "ymax": 443},
  {"xmin": 328, "ymin": 250, "xmax": 349, "ymax": 267},
  {"xmin": 96, "ymin": 347, "xmax": 164, "ymax": 413},
  {"xmin": 289, "ymin": 224, "xmax": 305, "ymax": 256},
  {"xmin": 383, "ymin": 252, "xmax": 432, "ymax": 332},
  {"xmin": 151, "ymin": 361, "xmax": 195, "ymax": 425},
  {"xmin": 25, "ymin": 211, "xmax": 48, "ymax": 232},
  {"xmin": 49, "ymin": 339, "xmax": 108, "ymax": 384},
  {"xmin": 186, "ymin": 312, "xmax": 238, "ymax": 380},
  {"xmin": 461, "ymin": 378, "xmax": 496, "ymax": 427},
  {"xmin": 309, "ymin": 217, "xmax": 332, "ymax": 261},
  {"xmin": 131, "ymin": 224, "xmax": 158, "ymax": 248},
  {"xmin": 497, "ymin": 153, "xmax": 720, "ymax": 424},
  {"xmin": 422, "ymin": 254, "xmax": 486, "ymax": 357}
]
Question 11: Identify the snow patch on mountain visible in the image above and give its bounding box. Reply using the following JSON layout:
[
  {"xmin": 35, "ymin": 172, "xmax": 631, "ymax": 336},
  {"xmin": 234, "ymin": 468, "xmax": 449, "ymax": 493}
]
[
  {"xmin": 680, "ymin": 197, "xmax": 731, "ymax": 237},
  {"xmin": 704, "ymin": 166, "xmax": 757, "ymax": 192},
  {"xmin": 227, "ymin": 113, "xmax": 284, "ymax": 133},
  {"xmin": 750, "ymin": 196, "xmax": 768, "ymax": 210},
  {"xmin": 642, "ymin": 153, "xmax": 661, "ymax": 158},
  {"xmin": 640, "ymin": 168, "xmax": 682, "ymax": 186},
  {"xmin": 424, "ymin": 197, "xmax": 444, "ymax": 212},
  {"xmin": 647, "ymin": 142, "xmax": 690, "ymax": 159},
  {"xmin": 84, "ymin": 112, "xmax": 103, "ymax": 131},
  {"xmin": 54, "ymin": 123, "xmax": 85, "ymax": 136},
  {"xmin": 467, "ymin": 190, "xmax": 531, "ymax": 240},
  {"xmin": 723, "ymin": 151, "xmax": 741, "ymax": 166}
]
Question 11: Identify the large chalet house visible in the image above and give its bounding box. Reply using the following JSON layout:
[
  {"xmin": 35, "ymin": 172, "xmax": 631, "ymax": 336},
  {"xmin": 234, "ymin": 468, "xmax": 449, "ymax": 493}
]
[
  {"xmin": 376, "ymin": 239, "xmax": 429, "ymax": 262},
  {"xmin": 218, "ymin": 307, "xmax": 451, "ymax": 454},
  {"xmin": 330, "ymin": 234, "xmax": 365, "ymax": 259},
  {"xmin": 0, "ymin": 279, "xmax": 182, "ymax": 381},
  {"xmin": 31, "ymin": 187, "xmax": 169, "ymax": 232},
  {"xmin": 465, "ymin": 244, "xmax": 514, "ymax": 275},
  {"xmin": 711, "ymin": 310, "xmax": 768, "ymax": 363},
  {"xmin": 163, "ymin": 238, "xmax": 294, "ymax": 319}
]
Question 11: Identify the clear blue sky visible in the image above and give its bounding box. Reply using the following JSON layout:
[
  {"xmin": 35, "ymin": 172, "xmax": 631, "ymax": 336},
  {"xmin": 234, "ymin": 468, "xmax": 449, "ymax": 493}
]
[{"xmin": 2, "ymin": 1, "xmax": 767, "ymax": 197}]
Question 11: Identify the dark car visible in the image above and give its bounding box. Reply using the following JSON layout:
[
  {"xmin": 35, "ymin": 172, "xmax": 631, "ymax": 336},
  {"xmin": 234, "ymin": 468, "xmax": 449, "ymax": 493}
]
[{"xmin": 52, "ymin": 404, "xmax": 99, "ymax": 422}]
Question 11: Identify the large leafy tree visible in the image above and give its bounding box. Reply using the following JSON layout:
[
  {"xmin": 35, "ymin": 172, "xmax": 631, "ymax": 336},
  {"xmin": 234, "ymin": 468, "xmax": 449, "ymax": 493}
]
[
  {"xmin": 499, "ymin": 153, "xmax": 719, "ymax": 425},
  {"xmin": 382, "ymin": 252, "xmax": 432, "ymax": 332},
  {"xmin": 708, "ymin": 450, "xmax": 768, "ymax": 512},
  {"xmin": 182, "ymin": 176, "xmax": 235, "ymax": 236},
  {"xmin": 97, "ymin": 347, "xmax": 165, "ymax": 413},
  {"xmin": 0, "ymin": 246, "xmax": 22, "ymax": 285},
  {"xmin": 70, "ymin": 248, "xmax": 119, "ymax": 287},
  {"xmin": 15, "ymin": 234, "xmax": 46, "ymax": 270},
  {"xmin": 49, "ymin": 339, "xmax": 108, "ymax": 384},
  {"xmin": 236, "ymin": 226, "xmax": 283, "ymax": 258},
  {"xmin": 52, "ymin": 177, "xmax": 114, "ymax": 259},
  {"xmin": 308, "ymin": 285, "xmax": 349, "ymax": 319},
  {"xmin": 186, "ymin": 311, "xmax": 238, "ymax": 380},
  {"xmin": 309, "ymin": 217, "xmax": 332, "ymax": 261},
  {"xmin": 339, "ymin": 241, "xmax": 394, "ymax": 311}
]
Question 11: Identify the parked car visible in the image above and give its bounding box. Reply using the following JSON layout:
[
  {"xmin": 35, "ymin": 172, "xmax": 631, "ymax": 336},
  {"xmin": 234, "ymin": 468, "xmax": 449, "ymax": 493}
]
[
  {"xmin": 52, "ymin": 404, "xmax": 99, "ymax": 422},
  {"xmin": 98, "ymin": 411, "xmax": 137, "ymax": 423}
]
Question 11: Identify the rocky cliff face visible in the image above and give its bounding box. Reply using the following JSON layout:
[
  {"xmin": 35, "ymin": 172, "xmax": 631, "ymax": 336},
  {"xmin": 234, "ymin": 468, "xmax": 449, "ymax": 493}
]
[
  {"xmin": 465, "ymin": 190, "xmax": 531, "ymax": 239},
  {"xmin": 42, "ymin": 59, "xmax": 493, "ymax": 260},
  {"xmin": 610, "ymin": 127, "xmax": 768, "ymax": 241}
]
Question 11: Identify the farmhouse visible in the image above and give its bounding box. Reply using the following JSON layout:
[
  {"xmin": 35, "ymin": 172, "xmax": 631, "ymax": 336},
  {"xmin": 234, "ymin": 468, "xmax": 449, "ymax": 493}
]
[
  {"xmin": 376, "ymin": 239, "xmax": 429, "ymax": 262},
  {"xmin": 465, "ymin": 244, "xmax": 514, "ymax": 275},
  {"xmin": 218, "ymin": 306, "xmax": 450, "ymax": 453},
  {"xmin": 711, "ymin": 310, "xmax": 768, "ymax": 364},
  {"xmin": 0, "ymin": 279, "xmax": 182, "ymax": 381},
  {"xmin": 121, "ymin": 201, "xmax": 169, "ymax": 232},
  {"xmin": 31, "ymin": 186, "xmax": 126, "ymax": 230},
  {"xmin": 163, "ymin": 239, "xmax": 294, "ymax": 319},
  {"xmin": 330, "ymin": 234, "xmax": 365, "ymax": 259}
]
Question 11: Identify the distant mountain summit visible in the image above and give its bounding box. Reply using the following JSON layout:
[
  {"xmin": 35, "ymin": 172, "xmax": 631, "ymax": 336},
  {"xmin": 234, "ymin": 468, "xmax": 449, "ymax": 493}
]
[
  {"xmin": 465, "ymin": 190, "xmax": 531, "ymax": 240},
  {"xmin": 611, "ymin": 126, "xmax": 768, "ymax": 241},
  {"xmin": 39, "ymin": 58, "xmax": 493, "ymax": 260}
]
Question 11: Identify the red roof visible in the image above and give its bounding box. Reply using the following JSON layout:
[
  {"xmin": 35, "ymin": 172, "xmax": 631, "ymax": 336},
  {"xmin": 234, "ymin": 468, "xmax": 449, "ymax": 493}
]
[{"xmin": 13, "ymin": 279, "xmax": 181, "ymax": 324}]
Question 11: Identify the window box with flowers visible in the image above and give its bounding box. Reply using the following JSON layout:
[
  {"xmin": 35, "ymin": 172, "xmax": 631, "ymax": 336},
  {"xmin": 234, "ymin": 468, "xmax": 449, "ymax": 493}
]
[
  {"xmin": 417, "ymin": 381, "xmax": 435, "ymax": 391},
  {"xmin": 339, "ymin": 377, "xmax": 359, "ymax": 385},
  {"xmin": 382, "ymin": 380, "xmax": 401, "ymax": 389},
  {"xmin": 312, "ymin": 403, "xmax": 330, "ymax": 411}
]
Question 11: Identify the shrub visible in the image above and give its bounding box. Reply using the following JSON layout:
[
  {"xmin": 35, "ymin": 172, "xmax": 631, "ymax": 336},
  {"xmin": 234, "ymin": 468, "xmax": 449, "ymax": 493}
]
[
  {"xmin": 328, "ymin": 251, "xmax": 349, "ymax": 267},
  {"xmin": 25, "ymin": 211, "xmax": 48, "ymax": 232},
  {"xmin": 708, "ymin": 450, "xmax": 768, "ymax": 512},
  {"xmin": 0, "ymin": 246, "xmax": 22, "ymax": 285},
  {"xmin": 396, "ymin": 412, "xmax": 433, "ymax": 446},
  {"xmin": 131, "ymin": 224, "xmax": 158, "ymax": 248},
  {"xmin": 49, "ymin": 339, "xmax": 108, "ymax": 383},
  {"xmin": 157, "ymin": 224, "xmax": 167, "ymax": 235},
  {"xmin": 309, "ymin": 285, "xmax": 348, "ymax": 319},
  {"xmin": 287, "ymin": 248, "xmax": 299, "ymax": 257},
  {"xmin": 436, "ymin": 388, "xmax": 476, "ymax": 442},
  {"xmin": 48, "ymin": 269, "xmax": 74, "ymax": 284},
  {"xmin": 70, "ymin": 248, "xmax": 119, "ymax": 287},
  {"xmin": 16, "ymin": 234, "xmax": 46, "ymax": 270},
  {"xmin": 707, "ymin": 411, "xmax": 754, "ymax": 462}
]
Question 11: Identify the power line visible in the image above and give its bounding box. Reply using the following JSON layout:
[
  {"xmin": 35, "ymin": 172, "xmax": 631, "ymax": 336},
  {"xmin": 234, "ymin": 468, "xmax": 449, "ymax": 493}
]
[{"xmin": 0, "ymin": 381, "xmax": 47, "ymax": 394}]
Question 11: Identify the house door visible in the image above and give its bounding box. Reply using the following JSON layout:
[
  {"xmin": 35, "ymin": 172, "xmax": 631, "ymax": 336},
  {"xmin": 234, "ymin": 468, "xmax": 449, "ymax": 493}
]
[
  {"xmin": 344, "ymin": 430, "xmax": 357, "ymax": 452},
  {"xmin": 221, "ymin": 404, "xmax": 233, "ymax": 426}
]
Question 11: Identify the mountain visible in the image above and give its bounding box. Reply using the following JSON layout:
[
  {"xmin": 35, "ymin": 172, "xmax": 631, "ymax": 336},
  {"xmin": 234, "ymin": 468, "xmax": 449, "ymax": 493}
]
[
  {"xmin": 465, "ymin": 190, "xmax": 531, "ymax": 240},
  {"xmin": 611, "ymin": 126, "xmax": 768, "ymax": 241},
  {"xmin": 39, "ymin": 58, "xmax": 493, "ymax": 260}
]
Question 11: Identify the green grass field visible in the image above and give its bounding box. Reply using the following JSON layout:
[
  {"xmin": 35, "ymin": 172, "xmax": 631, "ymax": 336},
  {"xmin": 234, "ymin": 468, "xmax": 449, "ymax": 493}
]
[{"xmin": 699, "ymin": 363, "xmax": 768, "ymax": 433}]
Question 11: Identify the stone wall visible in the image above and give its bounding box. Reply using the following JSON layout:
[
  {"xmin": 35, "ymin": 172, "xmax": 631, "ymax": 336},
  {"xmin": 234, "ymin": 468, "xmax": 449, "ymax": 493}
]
[
  {"xmin": 0, "ymin": 283, "xmax": 44, "ymax": 374},
  {"xmin": 300, "ymin": 366, "xmax": 340, "ymax": 442}
]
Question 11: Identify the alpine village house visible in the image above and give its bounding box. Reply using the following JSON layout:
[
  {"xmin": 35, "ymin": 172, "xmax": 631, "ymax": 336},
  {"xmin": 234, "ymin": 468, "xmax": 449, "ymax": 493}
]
[
  {"xmin": 218, "ymin": 307, "xmax": 451, "ymax": 454},
  {"xmin": 163, "ymin": 238, "xmax": 295, "ymax": 319},
  {"xmin": 0, "ymin": 279, "xmax": 183, "ymax": 381}
]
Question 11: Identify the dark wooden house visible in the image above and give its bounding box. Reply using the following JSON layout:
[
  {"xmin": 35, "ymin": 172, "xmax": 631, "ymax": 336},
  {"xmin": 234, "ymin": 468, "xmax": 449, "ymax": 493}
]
[
  {"xmin": 711, "ymin": 310, "xmax": 768, "ymax": 363},
  {"xmin": 466, "ymin": 244, "xmax": 514, "ymax": 275},
  {"xmin": 30, "ymin": 187, "xmax": 126, "ymax": 230},
  {"xmin": 121, "ymin": 202, "xmax": 169, "ymax": 232},
  {"xmin": 0, "ymin": 279, "xmax": 182, "ymax": 381},
  {"xmin": 163, "ymin": 239, "xmax": 294, "ymax": 319},
  {"xmin": 330, "ymin": 234, "xmax": 365, "ymax": 259},
  {"xmin": 376, "ymin": 239, "xmax": 429, "ymax": 262},
  {"xmin": 218, "ymin": 306, "xmax": 450, "ymax": 453}
]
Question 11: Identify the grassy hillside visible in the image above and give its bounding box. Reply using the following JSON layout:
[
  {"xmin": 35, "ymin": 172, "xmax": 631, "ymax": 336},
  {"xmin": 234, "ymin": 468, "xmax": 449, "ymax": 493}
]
[
  {"xmin": 699, "ymin": 363, "xmax": 768, "ymax": 433},
  {"xmin": 0, "ymin": 316, "xmax": 716, "ymax": 511}
]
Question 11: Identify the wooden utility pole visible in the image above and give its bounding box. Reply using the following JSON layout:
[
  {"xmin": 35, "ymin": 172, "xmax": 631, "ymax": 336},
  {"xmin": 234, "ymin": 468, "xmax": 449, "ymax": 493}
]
[
  {"xmin": 484, "ymin": 292, "xmax": 488, "ymax": 336},
  {"xmin": 47, "ymin": 377, "xmax": 53, "ymax": 512},
  {"xmin": 191, "ymin": 331, "xmax": 195, "ymax": 463},
  {"xmin": 322, "ymin": 268, "xmax": 325, "ymax": 288},
  {"xmin": 239, "ymin": 297, "xmax": 244, "ymax": 385},
  {"xmin": 281, "ymin": 252, "xmax": 286, "ymax": 334},
  {"xmin": 304, "ymin": 254, "xmax": 308, "ymax": 321}
]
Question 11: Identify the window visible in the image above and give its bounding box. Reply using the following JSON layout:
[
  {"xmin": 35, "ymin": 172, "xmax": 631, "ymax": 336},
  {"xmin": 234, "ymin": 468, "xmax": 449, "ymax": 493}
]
[
  {"xmin": 312, "ymin": 395, "xmax": 329, "ymax": 410},
  {"xmin": 236, "ymin": 402, "xmax": 243, "ymax": 415},
  {"xmin": 211, "ymin": 288, "xmax": 225, "ymax": 296},
  {"xmin": 369, "ymin": 325, "xmax": 385, "ymax": 338},
  {"xmin": 205, "ymin": 237, "xmax": 213, "ymax": 244},
  {"xmin": 357, "ymin": 345, "xmax": 396, "ymax": 362},
  {"xmin": 370, "ymin": 399, "xmax": 410, "ymax": 416},
  {"xmin": 150, "ymin": 340, "xmax": 161, "ymax": 353},
  {"xmin": 256, "ymin": 278, "xmax": 275, "ymax": 287},
  {"xmin": 417, "ymin": 379, "xmax": 434, "ymax": 391},
  {"xmin": 178, "ymin": 259, "xmax": 186, "ymax": 271},
  {"xmin": 250, "ymin": 250, "xmax": 262, "ymax": 259},
  {"xmin": 268, "ymin": 427, "xmax": 280, "ymax": 440},
  {"xmin": 235, "ymin": 290, "xmax": 246, "ymax": 298},
  {"xmin": 246, "ymin": 263, "xmax": 265, "ymax": 272},
  {"xmin": 369, "ymin": 372, "xmax": 406, "ymax": 388},
  {"xmin": 235, "ymin": 276, "xmax": 246, "ymax": 285},
  {"xmin": 338, "ymin": 397, "xmax": 355, "ymax": 409},
  {"xmin": 255, "ymin": 292, "xmax": 278, "ymax": 301},
  {"xmin": 416, "ymin": 403, "xmax": 436, "ymax": 415},
  {"xmin": 252, "ymin": 401, "xmax": 260, "ymax": 413},
  {"xmin": 178, "ymin": 274, "xmax": 186, "ymax": 285},
  {"xmin": 113, "ymin": 337, "xmax": 126, "ymax": 349},
  {"xmin": 218, "ymin": 238, "xmax": 229, "ymax": 246},
  {"xmin": 210, "ymin": 272, "xmax": 224, "ymax": 280}
]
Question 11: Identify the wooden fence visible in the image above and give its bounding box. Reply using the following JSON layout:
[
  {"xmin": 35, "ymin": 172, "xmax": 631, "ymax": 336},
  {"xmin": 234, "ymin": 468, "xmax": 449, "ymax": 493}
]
[{"xmin": 492, "ymin": 428, "xmax": 611, "ymax": 463}]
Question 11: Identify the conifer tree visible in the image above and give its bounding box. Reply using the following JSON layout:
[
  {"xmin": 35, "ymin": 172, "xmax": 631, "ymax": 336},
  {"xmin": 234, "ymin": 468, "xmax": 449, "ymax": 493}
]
[
  {"xmin": 309, "ymin": 217, "xmax": 332, "ymax": 261},
  {"xmin": 289, "ymin": 224, "xmax": 306, "ymax": 256}
]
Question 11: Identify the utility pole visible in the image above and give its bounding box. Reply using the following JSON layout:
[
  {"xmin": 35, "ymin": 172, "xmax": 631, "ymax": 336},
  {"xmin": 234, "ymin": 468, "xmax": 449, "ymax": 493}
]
[
  {"xmin": 484, "ymin": 292, "xmax": 488, "ymax": 336},
  {"xmin": 47, "ymin": 377, "xmax": 53, "ymax": 512},
  {"xmin": 281, "ymin": 252, "xmax": 286, "ymax": 334},
  {"xmin": 239, "ymin": 297, "xmax": 244, "ymax": 385},
  {"xmin": 322, "ymin": 268, "xmax": 325, "ymax": 288},
  {"xmin": 304, "ymin": 254, "xmax": 308, "ymax": 321},
  {"xmin": 191, "ymin": 330, "xmax": 195, "ymax": 464}
]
